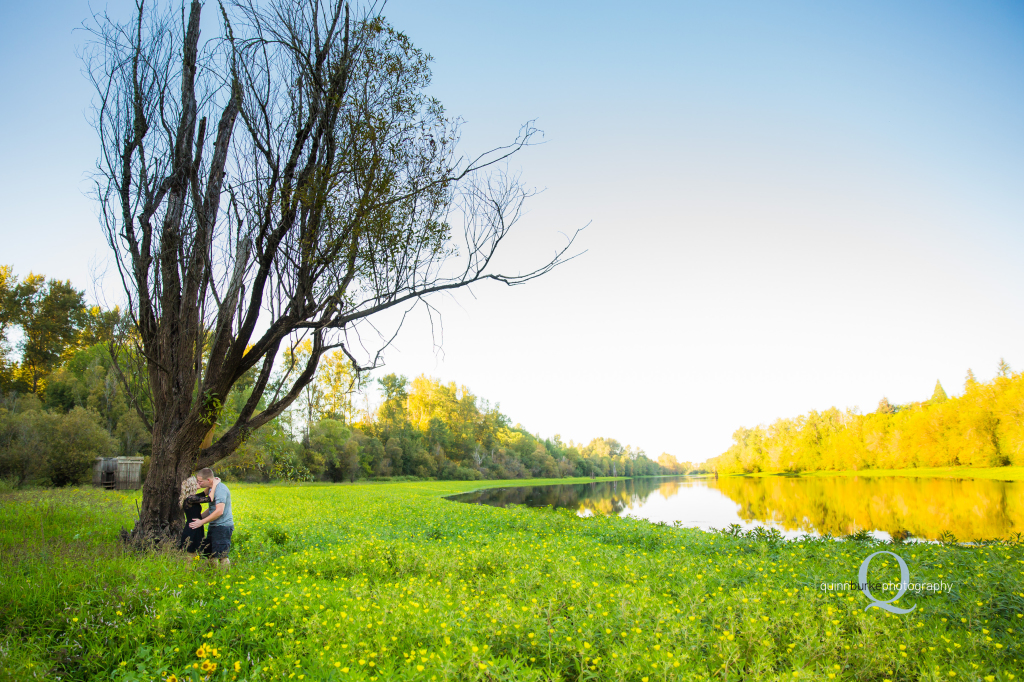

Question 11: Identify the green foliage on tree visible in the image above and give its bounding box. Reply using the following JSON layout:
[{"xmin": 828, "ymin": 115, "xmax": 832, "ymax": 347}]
[
  {"xmin": 0, "ymin": 266, "xmax": 120, "ymax": 397},
  {"xmin": 15, "ymin": 278, "xmax": 89, "ymax": 393},
  {"xmin": 0, "ymin": 266, "xmax": 23, "ymax": 390},
  {"xmin": 377, "ymin": 374, "xmax": 409, "ymax": 428}
]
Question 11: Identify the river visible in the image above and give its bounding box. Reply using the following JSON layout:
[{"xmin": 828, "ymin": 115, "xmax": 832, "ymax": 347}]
[{"xmin": 446, "ymin": 474, "xmax": 1024, "ymax": 541}]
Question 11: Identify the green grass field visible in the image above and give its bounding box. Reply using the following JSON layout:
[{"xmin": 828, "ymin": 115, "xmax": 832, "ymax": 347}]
[
  {"xmin": 722, "ymin": 467, "xmax": 1024, "ymax": 482},
  {"xmin": 1, "ymin": 479, "xmax": 1022, "ymax": 681}
]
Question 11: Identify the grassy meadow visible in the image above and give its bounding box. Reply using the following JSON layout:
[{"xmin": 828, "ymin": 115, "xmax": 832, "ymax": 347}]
[{"xmin": 1, "ymin": 479, "xmax": 1022, "ymax": 682}]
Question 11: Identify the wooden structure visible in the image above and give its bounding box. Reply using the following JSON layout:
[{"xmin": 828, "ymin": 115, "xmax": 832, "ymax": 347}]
[{"xmin": 93, "ymin": 456, "xmax": 144, "ymax": 490}]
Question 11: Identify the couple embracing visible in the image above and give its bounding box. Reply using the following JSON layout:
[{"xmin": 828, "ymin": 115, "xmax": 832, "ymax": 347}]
[{"xmin": 178, "ymin": 468, "xmax": 234, "ymax": 570}]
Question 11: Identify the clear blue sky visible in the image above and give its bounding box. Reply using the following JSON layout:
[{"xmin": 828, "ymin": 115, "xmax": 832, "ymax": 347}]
[{"xmin": 1, "ymin": 1, "xmax": 1022, "ymax": 462}]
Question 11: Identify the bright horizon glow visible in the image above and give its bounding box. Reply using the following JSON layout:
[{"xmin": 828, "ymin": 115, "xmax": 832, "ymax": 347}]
[{"xmin": 1, "ymin": 1, "xmax": 1021, "ymax": 465}]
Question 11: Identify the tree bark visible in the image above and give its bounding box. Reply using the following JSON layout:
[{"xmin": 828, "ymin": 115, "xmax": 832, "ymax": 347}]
[{"xmin": 135, "ymin": 428, "xmax": 206, "ymax": 539}]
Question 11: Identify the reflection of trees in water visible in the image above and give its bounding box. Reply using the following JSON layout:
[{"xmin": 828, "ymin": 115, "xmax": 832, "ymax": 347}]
[
  {"xmin": 451, "ymin": 477, "xmax": 699, "ymax": 517},
  {"xmin": 710, "ymin": 476, "xmax": 1024, "ymax": 541},
  {"xmin": 449, "ymin": 476, "xmax": 1022, "ymax": 541},
  {"xmin": 658, "ymin": 480, "xmax": 681, "ymax": 499}
]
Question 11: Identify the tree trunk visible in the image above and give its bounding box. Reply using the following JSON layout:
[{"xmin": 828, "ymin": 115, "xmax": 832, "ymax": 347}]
[{"xmin": 131, "ymin": 421, "xmax": 208, "ymax": 541}]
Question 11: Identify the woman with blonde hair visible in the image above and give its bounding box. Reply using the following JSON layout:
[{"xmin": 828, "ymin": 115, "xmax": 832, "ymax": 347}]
[{"xmin": 178, "ymin": 475, "xmax": 211, "ymax": 556}]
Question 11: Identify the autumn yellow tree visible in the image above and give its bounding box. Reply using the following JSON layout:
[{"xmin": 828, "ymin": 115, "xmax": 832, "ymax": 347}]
[{"xmin": 703, "ymin": 363, "xmax": 1024, "ymax": 473}]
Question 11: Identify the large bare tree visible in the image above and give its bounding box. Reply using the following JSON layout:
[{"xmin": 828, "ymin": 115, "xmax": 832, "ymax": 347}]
[{"xmin": 85, "ymin": 0, "xmax": 580, "ymax": 540}]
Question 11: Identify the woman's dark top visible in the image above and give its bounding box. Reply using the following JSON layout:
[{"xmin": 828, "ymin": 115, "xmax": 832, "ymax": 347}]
[{"xmin": 178, "ymin": 492, "xmax": 211, "ymax": 554}]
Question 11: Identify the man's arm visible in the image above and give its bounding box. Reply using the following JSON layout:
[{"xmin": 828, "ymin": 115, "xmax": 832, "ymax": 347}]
[
  {"xmin": 205, "ymin": 503, "xmax": 225, "ymax": 523},
  {"xmin": 189, "ymin": 503, "xmax": 225, "ymax": 528}
]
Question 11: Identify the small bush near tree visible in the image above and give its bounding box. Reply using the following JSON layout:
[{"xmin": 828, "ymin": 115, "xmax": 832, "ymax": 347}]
[{"xmin": 48, "ymin": 406, "xmax": 115, "ymax": 486}]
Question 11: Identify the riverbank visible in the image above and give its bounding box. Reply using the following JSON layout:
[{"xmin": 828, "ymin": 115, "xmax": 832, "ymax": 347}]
[
  {"xmin": 1, "ymin": 480, "xmax": 1021, "ymax": 681},
  {"xmin": 723, "ymin": 466, "xmax": 1024, "ymax": 481}
]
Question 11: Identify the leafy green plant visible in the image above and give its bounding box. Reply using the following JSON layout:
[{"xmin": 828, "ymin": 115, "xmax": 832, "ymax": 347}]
[{"xmin": 264, "ymin": 526, "xmax": 289, "ymax": 545}]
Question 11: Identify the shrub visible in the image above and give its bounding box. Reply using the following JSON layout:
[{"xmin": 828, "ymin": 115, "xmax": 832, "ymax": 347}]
[
  {"xmin": 48, "ymin": 406, "xmax": 115, "ymax": 486},
  {"xmin": 0, "ymin": 395, "xmax": 52, "ymax": 486},
  {"xmin": 265, "ymin": 526, "xmax": 289, "ymax": 545},
  {"xmin": 0, "ymin": 400, "xmax": 114, "ymax": 487},
  {"xmin": 452, "ymin": 465, "xmax": 483, "ymax": 481}
]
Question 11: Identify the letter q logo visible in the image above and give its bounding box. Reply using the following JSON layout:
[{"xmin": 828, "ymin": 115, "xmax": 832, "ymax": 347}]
[{"xmin": 858, "ymin": 551, "xmax": 917, "ymax": 614}]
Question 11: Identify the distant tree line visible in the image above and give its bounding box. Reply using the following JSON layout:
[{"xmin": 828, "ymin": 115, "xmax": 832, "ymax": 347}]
[
  {"xmin": 0, "ymin": 267, "xmax": 693, "ymax": 486},
  {"xmin": 217, "ymin": 370, "xmax": 686, "ymax": 484},
  {"xmin": 703, "ymin": 362, "xmax": 1024, "ymax": 474}
]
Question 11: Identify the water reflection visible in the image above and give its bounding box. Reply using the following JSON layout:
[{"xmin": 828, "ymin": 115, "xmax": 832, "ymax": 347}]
[{"xmin": 446, "ymin": 475, "xmax": 1024, "ymax": 541}]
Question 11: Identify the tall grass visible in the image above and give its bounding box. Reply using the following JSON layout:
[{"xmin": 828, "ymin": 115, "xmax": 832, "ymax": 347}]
[{"xmin": 0, "ymin": 481, "xmax": 1021, "ymax": 681}]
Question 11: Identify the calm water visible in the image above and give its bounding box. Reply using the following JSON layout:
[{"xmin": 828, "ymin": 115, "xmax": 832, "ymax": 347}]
[{"xmin": 447, "ymin": 475, "xmax": 1024, "ymax": 541}]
